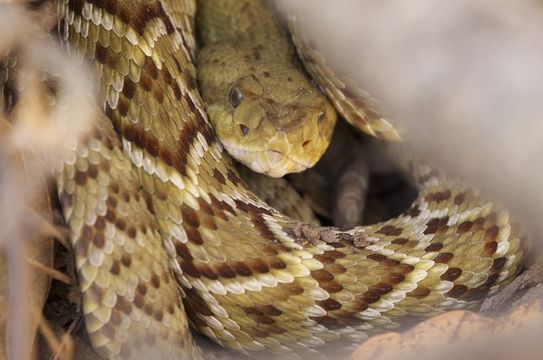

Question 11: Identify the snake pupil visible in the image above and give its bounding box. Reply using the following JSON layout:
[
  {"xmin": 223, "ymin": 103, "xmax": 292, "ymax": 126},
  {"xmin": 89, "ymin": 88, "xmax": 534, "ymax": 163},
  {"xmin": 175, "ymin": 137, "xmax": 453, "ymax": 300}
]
[{"xmin": 229, "ymin": 87, "xmax": 243, "ymax": 108}]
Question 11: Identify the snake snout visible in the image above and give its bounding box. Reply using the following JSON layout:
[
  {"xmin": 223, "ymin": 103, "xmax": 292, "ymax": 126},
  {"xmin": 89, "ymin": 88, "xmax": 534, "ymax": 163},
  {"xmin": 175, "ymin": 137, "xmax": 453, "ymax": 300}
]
[{"xmin": 266, "ymin": 149, "xmax": 284, "ymax": 167}]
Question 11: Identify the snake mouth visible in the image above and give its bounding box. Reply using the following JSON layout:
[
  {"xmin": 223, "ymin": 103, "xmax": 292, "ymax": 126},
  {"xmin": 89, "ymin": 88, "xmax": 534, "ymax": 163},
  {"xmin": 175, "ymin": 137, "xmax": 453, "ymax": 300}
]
[{"xmin": 221, "ymin": 141, "xmax": 313, "ymax": 177}]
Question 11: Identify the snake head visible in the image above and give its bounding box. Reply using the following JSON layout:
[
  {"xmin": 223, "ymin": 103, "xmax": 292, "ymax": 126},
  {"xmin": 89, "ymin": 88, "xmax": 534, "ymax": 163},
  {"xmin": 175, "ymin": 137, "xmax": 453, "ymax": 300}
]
[{"xmin": 198, "ymin": 43, "xmax": 337, "ymax": 177}]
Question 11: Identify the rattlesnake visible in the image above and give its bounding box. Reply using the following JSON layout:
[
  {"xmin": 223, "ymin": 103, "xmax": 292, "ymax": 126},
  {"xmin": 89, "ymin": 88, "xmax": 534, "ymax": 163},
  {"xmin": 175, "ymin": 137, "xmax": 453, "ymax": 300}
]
[{"xmin": 6, "ymin": 0, "xmax": 528, "ymax": 358}]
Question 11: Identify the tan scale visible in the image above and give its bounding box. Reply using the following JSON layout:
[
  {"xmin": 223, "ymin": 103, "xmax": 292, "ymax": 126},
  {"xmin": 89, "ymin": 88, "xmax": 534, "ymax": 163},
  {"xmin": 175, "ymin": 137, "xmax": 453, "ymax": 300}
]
[{"xmin": 29, "ymin": 0, "xmax": 531, "ymax": 358}]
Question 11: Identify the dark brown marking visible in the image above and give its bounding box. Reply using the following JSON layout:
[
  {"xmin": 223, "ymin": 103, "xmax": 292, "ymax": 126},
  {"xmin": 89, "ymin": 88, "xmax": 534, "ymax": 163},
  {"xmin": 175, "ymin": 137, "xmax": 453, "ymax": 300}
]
[
  {"xmin": 409, "ymin": 286, "xmax": 431, "ymax": 299},
  {"xmin": 284, "ymin": 282, "xmax": 304, "ymax": 295},
  {"xmin": 268, "ymin": 257, "xmax": 287, "ymax": 270},
  {"xmin": 367, "ymin": 253, "xmax": 386, "ymax": 263},
  {"xmin": 171, "ymin": 82, "xmax": 182, "ymax": 99},
  {"xmin": 314, "ymin": 254, "xmax": 335, "ymax": 265},
  {"xmin": 318, "ymin": 298, "xmax": 342, "ymax": 311},
  {"xmin": 66, "ymin": 0, "xmax": 84, "ymax": 13},
  {"xmin": 312, "ymin": 269, "xmax": 334, "ymax": 282},
  {"xmin": 321, "ymin": 281, "xmax": 343, "ymax": 293},
  {"xmin": 151, "ymin": 274, "xmax": 160, "ymax": 288},
  {"xmin": 446, "ymin": 284, "xmax": 468, "ymax": 298},
  {"xmin": 93, "ymin": 233, "xmax": 105, "ymax": 248},
  {"xmin": 397, "ymin": 263, "xmax": 415, "ymax": 274},
  {"xmin": 181, "ymin": 260, "xmax": 201, "ymax": 278},
  {"xmin": 373, "ymin": 283, "xmax": 393, "ymax": 295},
  {"xmin": 137, "ymin": 282, "xmax": 147, "ymax": 296},
  {"xmin": 184, "ymin": 287, "xmax": 213, "ymax": 316},
  {"xmin": 74, "ymin": 170, "xmax": 87, "ymax": 186},
  {"xmin": 392, "ymin": 238, "xmax": 409, "ymax": 245},
  {"xmin": 144, "ymin": 58, "xmax": 159, "ymax": 79},
  {"xmin": 406, "ymin": 206, "xmax": 421, "ymax": 217},
  {"xmin": 313, "ymin": 315, "xmax": 339, "ymax": 327},
  {"xmin": 216, "ymin": 264, "xmax": 236, "ymax": 279},
  {"xmin": 115, "ymin": 218, "xmax": 126, "ymax": 231},
  {"xmin": 234, "ymin": 199, "xmax": 272, "ymax": 216},
  {"xmin": 327, "ymin": 263, "xmax": 347, "ymax": 275},
  {"xmin": 144, "ymin": 303, "xmax": 154, "ymax": 316},
  {"xmin": 227, "ymin": 169, "xmax": 242, "ymax": 185},
  {"xmin": 454, "ymin": 192, "xmax": 467, "ymax": 206},
  {"xmin": 140, "ymin": 73, "xmax": 153, "ymax": 92},
  {"xmin": 248, "ymin": 259, "xmax": 269, "ymax": 274},
  {"xmin": 199, "ymin": 264, "xmax": 218, "ymax": 280},
  {"xmin": 388, "ymin": 273, "xmax": 405, "ymax": 284},
  {"xmin": 434, "ymin": 252, "xmax": 454, "ymax": 263},
  {"xmin": 457, "ymin": 221, "xmax": 473, "ymax": 234},
  {"xmin": 261, "ymin": 305, "xmax": 283, "ymax": 316},
  {"xmin": 154, "ymin": 310, "xmax": 164, "ymax": 322},
  {"xmin": 185, "ymin": 227, "xmax": 204, "ymax": 245},
  {"xmin": 362, "ymin": 290, "xmax": 381, "ymax": 303},
  {"xmin": 134, "ymin": 294, "xmax": 144, "ymax": 309},
  {"xmin": 212, "ymin": 168, "xmax": 226, "ymax": 185},
  {"xmin": 441, "ymin": 267, "xmax": 462, "ymax": 281},
  {"xmin": 127, "ymin": 226, "xmax": 137, "ymax": 238},
  {"xmin": 110, "ymin": 182, "xmax": 120, "ymax": 194},
  {"xmin": 484, "ymin": 273, "xmax": 500, "ymax": 287},
  {"xmin": 74, "ymin": 238, "xmax": 90, "ymax": 257},
  {"xmin": 251, "ymin": 216, "xmax": 276, "ymax": 242},
  {"xmin": 201, "ymin": 215, "xmax": 218, "ymax": 230},
  {"xmin": 121, "ymin": 254, "xmax": 131, "ymax": 267},
  {"xmin": 118, "ymin": 97, "xmax": 129, "ymax": 117},
  {"xmin": 484, "ymin": 241, "xmax": 498, "ymax": 256},
  {"xmin": 424, "ymin": 217, "xmax": 450, "ymax": 235},
  {"xmin": 87, "ymin": 163, "xmax": 98, "ymax": 179},
  {"xmin": 376, "ymin": 225, "xmax": 403, "ymax": 236},
  {"xmin": 115, "ymin": 295, "xmax": 133, "ymax": 315},
  {"xmin": 426, "ymin": 190, "xmax": 452, "ymax": 203},
  {"xmin": 110, "ymin": 260, "xmax": 121, "ymax": 275},
  {"xmin": 326, "ymin": 250, "xmax": 346, "ymax": 260},
  {"xmin": 484, "ymin": 226, "xmax": 499, "ymax": 242},
  {"xmin": 233, "ymin": 262, "xmax": 253, "ymax": 277},
  {"xmin": 491, "ymin": 257, "xmax": 507, "ymax": 272},
  {"xmin": 472, "ymin": 217, "xmax": 485, "ymax": 230},
  {"xmin": 329, "ymin": 241, "xmax": 346, "ymax": 249},
  {"xmin": 383, "ymin": 258, "xmax": 401, "ymax": 267},
  {"xmin": 123, "ymin": 77, "xmax": 136, "ymax": 100},
  {"xmin": 198, "ymin": 198, "xmax": 214, "ymax": 216},
  {"xmin": 95, "ymin": 216, "xmax": 106, "ymax": 231},
  {"xmin": 425, "ymin": 243, "xmax": 443, "ymax": 252}
]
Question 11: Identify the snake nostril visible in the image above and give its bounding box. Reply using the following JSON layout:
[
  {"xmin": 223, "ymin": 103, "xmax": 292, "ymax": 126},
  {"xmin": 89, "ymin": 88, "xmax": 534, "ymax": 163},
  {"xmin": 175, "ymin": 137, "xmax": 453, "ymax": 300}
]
[
  {"xmin": 302, "ymin": 140, "xmax": 311, "ymax": 148},
  {"xmin": 239, "ymin": 124, "xmax": 249, "ymax": 136}
]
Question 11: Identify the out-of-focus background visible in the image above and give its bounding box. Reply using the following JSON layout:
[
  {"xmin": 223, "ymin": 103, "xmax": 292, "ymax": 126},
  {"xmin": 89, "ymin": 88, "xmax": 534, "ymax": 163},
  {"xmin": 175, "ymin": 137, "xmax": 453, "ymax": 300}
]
[
  {"xmin": 277, "ymin": 0, "xmax": 543, "ymax": 358},
  {"xmin": 278, "ymin": 0, "xmax": 543, "ymax": 244}
]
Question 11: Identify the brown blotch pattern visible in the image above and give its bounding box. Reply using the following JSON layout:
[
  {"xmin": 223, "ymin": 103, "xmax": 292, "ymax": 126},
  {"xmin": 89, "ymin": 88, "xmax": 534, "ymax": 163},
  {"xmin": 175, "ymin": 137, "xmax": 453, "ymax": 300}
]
[
  {"xmin": 424, "ymin": 216, "xmax": 449, "ymax": 235},
  {"xmin": 440, "ymin": 267, "xmax": 462, "ymax": 281},
  {"xmin": 376, "ymin": 225, "xmax": 403, "ymax": 236},
  {"xmin": 434, "ymin": 252, "xmax": 454, "ymax": 263}
]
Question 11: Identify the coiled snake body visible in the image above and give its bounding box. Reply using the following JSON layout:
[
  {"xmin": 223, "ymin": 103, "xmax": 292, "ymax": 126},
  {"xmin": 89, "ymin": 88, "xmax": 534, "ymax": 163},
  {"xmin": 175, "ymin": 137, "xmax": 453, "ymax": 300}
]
[{"xmin": 53, "ymin": 0, "xmax": 524, "ymax": 358}]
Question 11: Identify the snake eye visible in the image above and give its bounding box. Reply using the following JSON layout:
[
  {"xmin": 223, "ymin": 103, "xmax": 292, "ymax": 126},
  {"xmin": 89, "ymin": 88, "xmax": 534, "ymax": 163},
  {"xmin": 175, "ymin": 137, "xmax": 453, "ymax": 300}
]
[
  {"xmin": 229, "ymin": 87, "xmax": 243, "ymax": 108},
  {"xmin": 317, "ymin": 110, "xmax": 326, "ymax": 123}
]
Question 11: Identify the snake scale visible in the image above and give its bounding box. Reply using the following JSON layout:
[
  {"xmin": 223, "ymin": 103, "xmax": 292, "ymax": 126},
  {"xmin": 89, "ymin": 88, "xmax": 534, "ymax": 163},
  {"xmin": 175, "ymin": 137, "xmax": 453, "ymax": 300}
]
[{"xmin": 48, "ymin": 0, "xmax": 527, "ymax": 358}]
